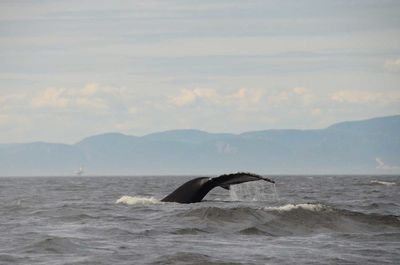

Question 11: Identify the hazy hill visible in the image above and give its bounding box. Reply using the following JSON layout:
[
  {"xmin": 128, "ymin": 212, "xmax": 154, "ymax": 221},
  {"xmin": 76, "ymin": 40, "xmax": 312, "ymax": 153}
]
[{"xmin": 1, "ymin": 115, "xmax": 399, "ymax": 176}]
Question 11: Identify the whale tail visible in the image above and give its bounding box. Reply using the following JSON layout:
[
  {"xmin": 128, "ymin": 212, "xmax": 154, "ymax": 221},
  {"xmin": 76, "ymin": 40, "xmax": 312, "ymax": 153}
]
[
  {"xmin": 162, "ymin": 172, "xmax": 275, "ymax": 204},
  {"xmin": 212, "ymin": 172, "xmax": 275, "ymax": 189}
]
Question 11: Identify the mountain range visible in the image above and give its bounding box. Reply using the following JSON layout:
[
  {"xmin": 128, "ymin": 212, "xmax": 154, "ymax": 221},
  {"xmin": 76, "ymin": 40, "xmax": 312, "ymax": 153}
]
[{"xmin": 1, "ymin": 115, "xmax": 399, "ymax": 176}]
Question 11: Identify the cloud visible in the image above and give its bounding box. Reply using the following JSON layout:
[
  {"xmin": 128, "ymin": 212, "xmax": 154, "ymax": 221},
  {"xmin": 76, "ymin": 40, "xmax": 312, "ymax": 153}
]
[
  {"xmin": 331, "ymin": 90, "xmax": 400, "ymax": 104},
  {"xmin": 169, "ymin": 86, "xmax": 320, "ymax": 119},
  {"xmin": 80, "ymin": 83, "xmax": 98, "ymax": 96},
  {"xmin": 384, "ymin": 58, "xmax": 400, "ymax": 72},
  {"xmin": 73, "ymin": 33, "xmax": 400, "ymax": 59},
  {"xmin": 0, "ymin": 0, "xmax": 399, "ymax": 144},
  {"xmin": 311, "ymin": 108, "xmax": 322, "ymax": 116},
  {"xmin": 292, "ymin": 87, "xmax": 307, "ymax": 95},
  {"xmin": 30, "ymin": 84, "xmax": 128, "ymax": 111},
  {"xmin": 0, "ymin": 93, "xmax": 26, "ymax": 110},
  {"xmin": 267, "ymin": 87, "xmax": 316, "ymax": 106},
  {"xmin": 170, "ymin": 89, "xmax": 200, "ymax": 106},
  {"xmin": 0, "ymin": 114, "xmax": 11, "ymax": 126},
  {"xmin": 169, "ymin": 88, "xmax": 220, "ymax": 107},
  {"xmin": 169, "ymin": 87, "xmax": 265, "ymax": 109},
  {"xmin": 75, "ymin": 97, "xmax": 108, "ymax": 110},
  {"xmin": 230, "ymin": 88, "xmax": 263, "ymax": 103},
  {"xmin": 292, "ymin": 87, "xmax": 316, "ymax": 105},
  {"xmin": 31, "ymin": 88, "xmax": 69, "ymax": 108}
]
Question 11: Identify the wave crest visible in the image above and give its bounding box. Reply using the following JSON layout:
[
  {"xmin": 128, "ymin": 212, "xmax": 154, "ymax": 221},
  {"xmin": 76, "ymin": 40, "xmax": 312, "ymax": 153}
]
[
  {"xmin": 370, "ymin": 180, "xmax": 396, "ymax": 186},
  {"xmin": 264, "ymin": 203, "xmax": 326, "ymax": 212},
  {"xmin": 179, "ymin": 203, "xmax": 400, "ymax": 236},
  {"xmin": 116, "ymin": 196, "xmax": 161, "ymax": 205}
]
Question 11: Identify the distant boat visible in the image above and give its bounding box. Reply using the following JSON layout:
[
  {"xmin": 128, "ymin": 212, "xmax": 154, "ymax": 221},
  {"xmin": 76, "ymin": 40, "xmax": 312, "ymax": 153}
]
[{"xmin": 76, "ymin": 166, "xmax": 84, "ymax": 176}]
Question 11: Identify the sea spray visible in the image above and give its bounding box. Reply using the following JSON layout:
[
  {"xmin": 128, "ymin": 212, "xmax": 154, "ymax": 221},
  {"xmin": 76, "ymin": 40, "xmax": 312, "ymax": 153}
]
[
  {"xmin": 264, "ymin": 203, "xmax": 326, "ymax": 212},
  {"xmin": 272, "ymin": 183, "xmax": 280, "ymax": 202},
  {"xmin": 370, "ymin": 180, "xmax": 396, "ymax": 186},
  {"xmin": 116, "ymin": 196, "xmax": 160, "ymax": 205},
  {"xmin": 229, "ymin": 186, "xmax": 239, "ymax": 201},
  {"xmin": 229, "ymin": 182, "xmax": 275, "ymax": 201}
]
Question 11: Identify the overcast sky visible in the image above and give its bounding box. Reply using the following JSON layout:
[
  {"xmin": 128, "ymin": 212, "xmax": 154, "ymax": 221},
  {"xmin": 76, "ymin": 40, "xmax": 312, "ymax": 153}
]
[{"xmin": 1, "ymin": 0, "xmax": 399, "ymax": 143}]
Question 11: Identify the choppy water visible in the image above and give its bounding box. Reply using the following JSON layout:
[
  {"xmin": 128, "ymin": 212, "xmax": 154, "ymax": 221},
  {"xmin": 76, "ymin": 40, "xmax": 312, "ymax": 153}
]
[{"xmin": 0, "ymin": 175, "xmax": 399, "ymax": 265}]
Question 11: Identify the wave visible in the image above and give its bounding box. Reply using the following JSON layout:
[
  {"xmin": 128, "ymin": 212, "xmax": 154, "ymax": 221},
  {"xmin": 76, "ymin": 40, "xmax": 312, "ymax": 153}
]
[
  {"xmin": 115, "ymin": 195, "xmax": 161, "ymax": 205},
  {"xmin": 180, "ymin": 203, "xmax": 330, "ymax": 220},
  {"xmin": 172, "ymin": 228, "xmax": 208, "ymax": 235},
  {"xmin": 22, "ymin": 236, "xmax": 86, "ymax": 254},
  {"xmin": 0, "ymin": 254, "xmax": 19, "ymax": 264},
  {"xmin": 178, "ymin": 203, "xmax": 400, "ymax": 236},
  {"xmin": 264, "ymin": 203, "xmax": 325, "ymax": 212},
  {"xmin": 153, "ymin": 252, "xmax": 220, "ymax": 265},
  {"xmin": 370, "ymin": 180, "xmax": 396, "ymax": 186}
]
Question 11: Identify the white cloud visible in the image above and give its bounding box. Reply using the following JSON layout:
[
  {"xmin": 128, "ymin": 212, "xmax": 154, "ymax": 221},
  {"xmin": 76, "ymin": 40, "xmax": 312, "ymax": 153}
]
[
  {"xmin": 0, "ymin": 114, "xmax": 11, "ymax": 126},
  {"xmin": 169, "ymin": 88, "xmax": 219, "ymax": 107},
  {"xmin": 85, "ymin": 33, "xmax": 400, "ymax": 58},
  {"xmin": 229, "ymin": 88, "xmax": 263, "ymax": 104},
  {"xmin": 170, "ymin": 89, "xmax": 199, "ymax": 106},
  {"xmin": 292, "ymin": 87, "xmax": 307, "ymax": 95},
  {"xmin": 0, "ymin": 93, "xmax": 26, "ymax": 110},
  {"xmin": 30, "ymin": 84, "xmax": 131, "ymax": 111},
  {"xmin": 75, "ymin": 97, "xmax": 108, "ymax": 110},
  {"xmin": 80, "ymin": 83, "xmax": 99, "ymax": 96},
  {"xmin": 169, "ymin": 87, "xmax": 265, "ymax": 109},
  {"xmin": 311, "ymin": 108, "xmax": 322, "ymax": 116},
  {"xmin": 384, "ymin": 58, "xmax": 400, "ymax": 72},
  {"xmin": 128, "ymin": 106, "xmax": 139, "ymax": 114},
  {"xmin": 169, "ymin": 86, "xmax": 320, "ymax": 119},
  {"xmin": 31, "ymin": 88, "xmax": 69, "ymax": 108},
  {"xmin": 0, "ymin": 1, "xmax": 399, "ymax": 144},
  {"xmin": 267, "ymin": 87, "xmax": 316, "ymax": 106},
  {"xmin": 331, "ymin": 90, "xmax": 400, "ymax": 104},
  {"xmin": 267, "ymin": 91, "xmax": 289, "ymax": 105}
]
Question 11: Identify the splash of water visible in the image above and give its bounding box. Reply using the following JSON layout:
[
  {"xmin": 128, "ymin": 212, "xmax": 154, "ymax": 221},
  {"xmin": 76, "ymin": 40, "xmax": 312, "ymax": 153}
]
[
  {"xmin": 272, "ymin": 184, "xmax": 280, "ymax": 202},
  {"xmin": 264, "ymin": 203, "xmax": 326, "ymax": 212},
  {"xmin": 370, "ymin": 180, "xmax": 396, "ymax": 186},
  {"xmin": 229, "ymin": 182, "xmax": 278, "ymax": 202},
  {"xmin": 229, "ymin": 186, "xmax": 239, "ymax": 201},
  {"xmin": 116, "ymin": 196, "xmax": 161, "ymax": 205}
]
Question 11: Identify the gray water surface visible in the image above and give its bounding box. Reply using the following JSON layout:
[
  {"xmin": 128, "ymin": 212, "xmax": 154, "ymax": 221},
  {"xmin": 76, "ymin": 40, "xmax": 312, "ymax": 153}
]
[{"xmin": 0, "ymin": 175, "xmax": 399, "ymax": 264}]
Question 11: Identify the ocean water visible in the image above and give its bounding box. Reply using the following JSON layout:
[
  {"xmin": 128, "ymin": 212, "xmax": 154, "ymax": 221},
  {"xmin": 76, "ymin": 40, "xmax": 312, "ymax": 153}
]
[{"xmin": 0, "ymin": 175, "xmax": 399, "ymax": 265}]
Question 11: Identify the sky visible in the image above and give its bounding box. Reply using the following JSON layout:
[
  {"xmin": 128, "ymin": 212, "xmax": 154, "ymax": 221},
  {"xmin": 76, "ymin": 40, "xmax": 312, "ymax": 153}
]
[{"xmin": 0, "ymin": 0, "xmax": 399, "ymax": 144}]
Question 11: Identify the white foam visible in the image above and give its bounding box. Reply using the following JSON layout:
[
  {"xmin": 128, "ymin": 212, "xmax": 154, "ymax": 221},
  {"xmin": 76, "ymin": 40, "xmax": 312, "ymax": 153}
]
[
  {"xmin": 264, "ymin": 203, "xmax": 326, "ymax": 212},
  {"xmin": 370, "ymin": 180, "xmax": 396, "ymax": 186},
  {"xmin": 115, "ymin": 195, "xmax": 161, "ymax": 205}
]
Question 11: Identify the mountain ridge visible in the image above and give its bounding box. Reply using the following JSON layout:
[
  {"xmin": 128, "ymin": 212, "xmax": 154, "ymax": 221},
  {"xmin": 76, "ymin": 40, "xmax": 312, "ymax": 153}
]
[{"xmin": 1, "ymin": 115, "xmax": 399, "ymax": 176}]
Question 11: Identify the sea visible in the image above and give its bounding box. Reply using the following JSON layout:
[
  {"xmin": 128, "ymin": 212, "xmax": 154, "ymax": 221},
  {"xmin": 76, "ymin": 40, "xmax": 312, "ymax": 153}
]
[{"xmin": 0, "ymin": 175, "xmax": 399, "ymax": 265}]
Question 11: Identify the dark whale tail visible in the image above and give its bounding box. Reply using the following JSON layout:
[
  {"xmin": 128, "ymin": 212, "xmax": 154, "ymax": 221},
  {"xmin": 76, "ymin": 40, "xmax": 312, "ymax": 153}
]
[{"xmin": 161, "ymin": 172, "xmax": 275, "ymax": 204}]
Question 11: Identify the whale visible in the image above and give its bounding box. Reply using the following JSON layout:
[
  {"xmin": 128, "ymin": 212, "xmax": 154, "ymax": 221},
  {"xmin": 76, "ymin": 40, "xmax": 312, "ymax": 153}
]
[{"xmin": 161, "ymin": 172, "xmax": 275, "ymax": 204}]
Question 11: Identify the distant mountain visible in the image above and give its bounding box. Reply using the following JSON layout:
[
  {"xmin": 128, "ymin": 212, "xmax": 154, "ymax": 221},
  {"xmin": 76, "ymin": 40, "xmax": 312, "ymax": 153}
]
[
  {"xmin": 327, "ymin": 115, "xmax": 400, "ymax": 134},
  {"xmin": 1, "ymin": 115, "xmax": 399, "ymax": 176}
]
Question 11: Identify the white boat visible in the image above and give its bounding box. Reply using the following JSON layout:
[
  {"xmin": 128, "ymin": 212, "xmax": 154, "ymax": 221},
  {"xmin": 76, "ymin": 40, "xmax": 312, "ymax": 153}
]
[{"xmin": 76, "ymin": 166, "xmax": 84, "ymax": 176}]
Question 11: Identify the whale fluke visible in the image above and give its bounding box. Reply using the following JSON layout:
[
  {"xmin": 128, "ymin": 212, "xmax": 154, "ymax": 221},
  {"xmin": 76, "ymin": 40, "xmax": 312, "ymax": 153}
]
[{"xmin": 161, "ymin": 172, "xmax": 275, "ymax": 204}]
